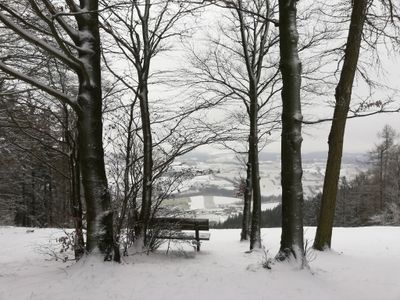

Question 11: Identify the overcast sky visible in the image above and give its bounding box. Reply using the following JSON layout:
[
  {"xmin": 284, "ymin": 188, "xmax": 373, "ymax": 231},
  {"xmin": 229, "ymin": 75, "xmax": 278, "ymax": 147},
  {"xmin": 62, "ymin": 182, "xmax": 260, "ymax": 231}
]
[
  {"xmin": 224, "ymin": 9, "xmax": 400, "ymax": 154},
  {"xmin": 152, "ymin": 3, "xmax": 400, "ymax": 155},
  {"xmin": 294, "ymin": 111, "xmax": 399, "ymax": 154},
  {"xmin": 295, "ymin": 54, "xmax": 400, "ymax": 154}
]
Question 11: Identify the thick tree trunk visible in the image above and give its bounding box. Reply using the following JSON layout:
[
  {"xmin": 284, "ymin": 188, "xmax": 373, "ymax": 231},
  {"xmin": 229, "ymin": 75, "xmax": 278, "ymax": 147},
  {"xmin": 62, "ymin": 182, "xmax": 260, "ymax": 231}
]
[
  {"xmin": 240, "ymin": 157, "xmax": 252, "ymax": 241},
  {"xmin": 277, "ymin": 0, "xmax": 305, "ymax": 263},
  {"xmin": 313, "ymin": 0, "xmax": 368, "ymax": 251},
  {"xmin": 249, "ymin": 93, "xmax": 262, "ymax": 249},
  {"xmin": 76, "ymin": 4, "xmax": 119, "ymax": 261},
  {"xmin": 77, "ymin": 94, "xmax": 116, "ymax": 260}
]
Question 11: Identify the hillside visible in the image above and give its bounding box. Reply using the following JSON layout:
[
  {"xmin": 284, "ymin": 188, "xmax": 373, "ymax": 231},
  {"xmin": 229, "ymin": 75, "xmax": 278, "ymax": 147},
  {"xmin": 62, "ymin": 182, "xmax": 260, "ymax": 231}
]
[
  {"xmin": 174, "ymin": 151, "xmax": 365, "ymax": 198},
  {"xmin": 162, "ymin": 152, "xmax": 365, "ymax": 224}
]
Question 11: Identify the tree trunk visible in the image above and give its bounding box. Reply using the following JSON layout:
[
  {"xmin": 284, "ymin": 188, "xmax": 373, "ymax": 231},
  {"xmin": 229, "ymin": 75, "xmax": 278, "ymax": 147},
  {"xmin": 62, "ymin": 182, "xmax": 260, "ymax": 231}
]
[
  {"xmin": 70, "ymin": 147, "xmax": 85, "ymax": 260},
  {"xmin": 138, "ymin": 82, "xmax": 153, "ymax": 246},
  {"xmin": 76, "ymin": 5, "xmax": 119, "ymax": 261},
  {"xmin": 31, "ymin": 169, "xmax": 36, "ymax": 226},
  {"xmin": 379, "ymin": 149, "xmax": 384, "ymax": 210},
  {"xmin": 277, "ymin": 0, "xmax": 305, "ymax": 263},
  {"xmin": 241, "ymin": 157, "xmax": 252, "ymax": 241},
  {"xmin": 116, "ymin": 101, "xmax": 135, "ymax": 243},
  {"xmin": 313, "ymin": 0, "xmax": 368, "ymax": 251},
  {"xmin": 249, "ymin": 92, "xmax": 262, "ymax": 249},
  {"xmin": 130, "ymin": 1, "xmax": 154, "ymax": 248},
  {"xmin": 63, "ymin": 103, "xmax": 85, "ymax": 259}
]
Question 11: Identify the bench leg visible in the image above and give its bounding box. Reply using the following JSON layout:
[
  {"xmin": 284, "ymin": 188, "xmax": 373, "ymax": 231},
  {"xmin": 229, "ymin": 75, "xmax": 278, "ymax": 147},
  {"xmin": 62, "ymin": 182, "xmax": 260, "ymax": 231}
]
[{"xmin": 196, "ymin": 229, "xmax": 200, "ymax": 251}]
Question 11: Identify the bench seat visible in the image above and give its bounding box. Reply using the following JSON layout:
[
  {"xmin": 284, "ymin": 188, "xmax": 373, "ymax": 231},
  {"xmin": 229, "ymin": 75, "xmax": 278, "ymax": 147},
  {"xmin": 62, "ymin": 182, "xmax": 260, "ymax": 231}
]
[
  {"xmin": 149, "ymin": 217, "xmax": 210, "ymax": 251},
  {"xmin": 155, "ymin": 231, "xmax": 211, "ymax": 241}
]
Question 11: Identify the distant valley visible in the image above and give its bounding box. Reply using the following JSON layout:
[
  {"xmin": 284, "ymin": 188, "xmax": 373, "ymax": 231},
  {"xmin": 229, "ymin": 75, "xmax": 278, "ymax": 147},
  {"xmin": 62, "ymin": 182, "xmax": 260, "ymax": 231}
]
[{"xmin": 163, "ymin": 151, "xmax": 367, "ymax": 224}]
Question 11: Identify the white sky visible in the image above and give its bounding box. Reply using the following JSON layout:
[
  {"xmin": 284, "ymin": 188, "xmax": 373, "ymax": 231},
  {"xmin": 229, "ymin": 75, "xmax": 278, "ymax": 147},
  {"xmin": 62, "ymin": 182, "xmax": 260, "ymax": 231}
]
[
  {"xmin": 296, "ymin": 53, "xmax": 400, "ymax": 154},
  {"xmin": 147, "ymin": 3, "xmax": 400, "ymax": 155},
  {"xmin": 206, "ymin": 5, "xmax": 400, "ymax": 154},
  {"xmin": 298, "ymin": 111, "xmax": 399, "ymax": 153}
]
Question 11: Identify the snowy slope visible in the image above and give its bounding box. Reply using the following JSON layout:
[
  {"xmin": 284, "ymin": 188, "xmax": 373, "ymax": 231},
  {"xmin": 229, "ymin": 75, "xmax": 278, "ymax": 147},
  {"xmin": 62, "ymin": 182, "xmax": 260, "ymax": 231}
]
[
  {"xmin": 175, "ymin": 153, "xmax": 365, "ymax": 199},
  {"xmin": 0, "ymin": 226, "xmax": 399, "ymax": 300}
]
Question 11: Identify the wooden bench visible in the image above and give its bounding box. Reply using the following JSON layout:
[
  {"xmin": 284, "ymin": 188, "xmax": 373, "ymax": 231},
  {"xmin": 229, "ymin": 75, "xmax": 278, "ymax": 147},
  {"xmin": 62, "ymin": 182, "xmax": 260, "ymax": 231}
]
[{"xmin": 149, "ymin": 217, "xmax": 210, "ymax": 251}]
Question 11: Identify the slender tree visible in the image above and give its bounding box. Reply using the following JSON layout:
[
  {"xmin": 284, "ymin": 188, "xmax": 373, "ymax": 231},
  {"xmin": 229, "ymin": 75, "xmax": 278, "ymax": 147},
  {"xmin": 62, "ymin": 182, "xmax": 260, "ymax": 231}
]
[
  {"xmin": 312, "ymin": 0, "xmax": 400, "ymax": 250},
  {"xmin": 101, "ymin": 0, "xmax": 226, "ymax": 248},
  {"xmin": 101, "ymin": 0, "xmax": 182, "ymax": 246},
  {"xmin": 186, "ymin": 0, "xmax": 281, "ymax": 249},
  {"xmin": 313, "ymin": 0, "xmax": 368, "ymax": 250}
]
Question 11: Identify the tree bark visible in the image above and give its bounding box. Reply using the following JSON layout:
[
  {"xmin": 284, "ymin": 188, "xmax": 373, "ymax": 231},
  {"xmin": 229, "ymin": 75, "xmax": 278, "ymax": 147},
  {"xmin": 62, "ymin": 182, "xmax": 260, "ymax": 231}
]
[
  {"xmin": 138, "ymin": 81, "xmax": 153, "ymax": 246},
  {"xmin": 134, "ymin": 0, "xmax": 154, "ymax": 247},
  {"xmin": 70, "ymin": 146, "xmax": 85, "ymax": 259},
  {"xmin": 249, "ymin": 92, "xmax": 262, "ymax": 249},
  {"xmin": 313, "ymin": 0, "xmax": 368, "ymax": 251},
  {"xmin": 75, "ymin": 1, "xmax": 119, "ymax": 261},
  {"xmin": 234, "ymin": 0, "xmax": 264, "ymax": 250},
  {"xmin": 240, "ymin": 158, "xmax": 252, "ymax": 241},
  {"xmin": 277, "ymin": 0, "xmax": 305, "ymax": 263},
  {"xmin": 63, "ymin": 104, "xmax": 85, "ymax": 259},
  {"xmin": 115, "ymin": 100, "xmax": 136, "ymax": 245}
]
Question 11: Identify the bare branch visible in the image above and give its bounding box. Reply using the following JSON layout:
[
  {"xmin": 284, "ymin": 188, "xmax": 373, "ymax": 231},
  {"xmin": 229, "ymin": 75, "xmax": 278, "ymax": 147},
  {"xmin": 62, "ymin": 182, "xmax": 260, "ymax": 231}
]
[
  {"xmin": 0, "ymin": 11, "xmax": 80, "ymax": 71},
  {"xmin": 0, "ymin": 61, "xmax": 78, "ymax": 110}
]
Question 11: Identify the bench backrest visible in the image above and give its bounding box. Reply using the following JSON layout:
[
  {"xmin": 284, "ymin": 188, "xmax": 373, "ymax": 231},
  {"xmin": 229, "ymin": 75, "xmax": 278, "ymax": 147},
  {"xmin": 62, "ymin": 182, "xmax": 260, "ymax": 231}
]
[{"xmin": 150, "ymin": 217, "xmax": 209, "ymax": 231}]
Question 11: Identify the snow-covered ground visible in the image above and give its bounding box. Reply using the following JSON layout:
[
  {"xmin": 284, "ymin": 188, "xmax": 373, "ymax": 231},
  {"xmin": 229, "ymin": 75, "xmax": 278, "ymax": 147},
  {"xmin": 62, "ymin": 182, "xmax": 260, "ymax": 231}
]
[{"xmin": 1, "ymin": 226, "xmax": 399, "ymax": 300}]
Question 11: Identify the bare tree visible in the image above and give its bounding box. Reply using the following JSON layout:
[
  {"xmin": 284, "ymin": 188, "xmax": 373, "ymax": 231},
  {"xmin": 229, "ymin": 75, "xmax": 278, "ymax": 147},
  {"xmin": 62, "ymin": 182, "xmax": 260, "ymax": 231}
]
[
  {"xmin": 368, "ymin": 125, "xmax": 399, "ymax": 210},
  {"xmin": 100, "ymin": 0, "xmax": 228, "ymax": 249},
  {"xmin": 313, "ymin": 0, "xmax": 368, "ymax": 251},
  {"xmin": 0, "ymin": 0, "xmax": 119, "ymax": 261},
  {"xmin": 101, "ymin": 0, "xmax": 183, "ymax": 246},
  {"xmin": 185, "ymin": 0, "xmax": 281, "ymax": 249},
  {"xmin": 313, "ymin": 0, "xmax": 400, "ymax": 251},
  {"xmin": 375, "ymin": 125, "xmax": 397, "ymax": 209}
]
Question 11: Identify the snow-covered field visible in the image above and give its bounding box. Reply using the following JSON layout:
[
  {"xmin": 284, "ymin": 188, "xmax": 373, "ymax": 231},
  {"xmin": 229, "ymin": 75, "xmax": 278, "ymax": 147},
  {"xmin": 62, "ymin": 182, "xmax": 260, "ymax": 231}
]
[
  {"xmin": 175, "ymin": 156, "xmax": 364, "ymax": 199},
  {"xmin": 1, "ymin": 226, "xmax": 399, "ymax": 300},
  {"xmin": 189, "ymin": 196, "xmax": 241, "ymax": 210},
  {"xmin": 261, "ymin": 202, "xmax": 280, "ymax": 210}
]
